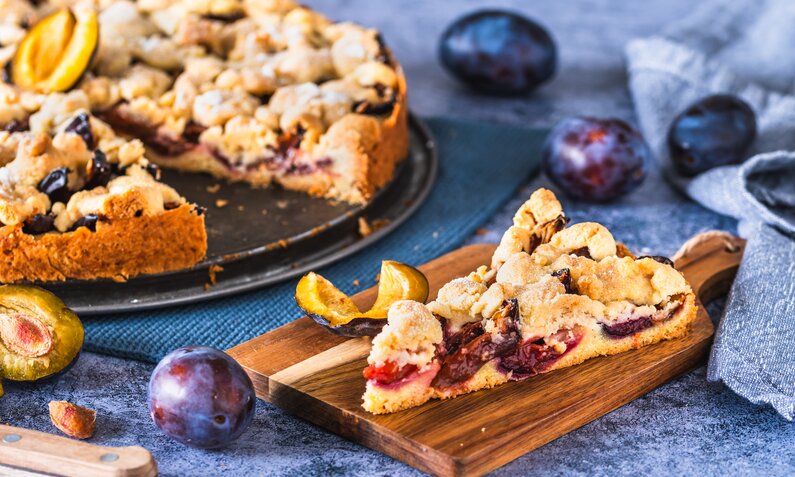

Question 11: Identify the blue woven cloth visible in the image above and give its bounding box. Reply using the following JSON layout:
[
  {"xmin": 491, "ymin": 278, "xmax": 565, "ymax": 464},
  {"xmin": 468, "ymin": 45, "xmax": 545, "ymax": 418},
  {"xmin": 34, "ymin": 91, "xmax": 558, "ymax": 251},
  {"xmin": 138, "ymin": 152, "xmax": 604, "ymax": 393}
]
[{"xmin": 82, "ymin": 118, "xmax": 545, "ymax": 362}]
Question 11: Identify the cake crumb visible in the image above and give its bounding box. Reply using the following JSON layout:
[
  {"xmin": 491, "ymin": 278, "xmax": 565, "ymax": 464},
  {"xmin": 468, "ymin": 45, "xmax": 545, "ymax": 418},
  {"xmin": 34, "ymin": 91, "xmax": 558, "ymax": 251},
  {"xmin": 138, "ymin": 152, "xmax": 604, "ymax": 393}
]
[
  {"xmin": 205, "ymin": 264, "xmax": 224, "ymax": 290},
  {"xmin": 372, "ymin": 218, "xmax": 391, "ymax": 231},
  {"xmin": 206, "ymin": 184, "xmax": 221, "ymax": 194},
  {"xmin": 261, "ymin": 209, "xmax": 268, "ymax": 215},
  {"xmin": 476, "ymin": 228, "xmax": 489, "ymax": 236},
  {"xmin": 278, "ymin": 239, "xmax": 289, "ymax": 248},
  {"xmin": 215, "ymin": 199, "xmax": 228, "ymax": 208},
  {"xmin": 237, "ymin": 205, "xmax": 245, "ymax": 211},
  {"xmin": 276, "ymin": 200, "xmax": 288, "ymax": 209},
  {"xmin": 353, "ymin": 279, "xmax": 360, "ymax": 286},
  {"xmin": 358, "ymin": 217, "xmax": 373, "ymax": 237},
  {"xmin": 358, "ymin": 218, "xmax": 391, "ymax": 238}
]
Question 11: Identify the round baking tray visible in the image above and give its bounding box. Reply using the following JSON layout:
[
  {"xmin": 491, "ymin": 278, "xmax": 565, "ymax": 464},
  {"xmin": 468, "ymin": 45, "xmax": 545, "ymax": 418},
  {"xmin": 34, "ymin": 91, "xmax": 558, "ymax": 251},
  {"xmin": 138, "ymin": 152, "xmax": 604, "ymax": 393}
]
[{"xmin": 42, "ymin": 114, "xmax": 437, "ymax": 314}]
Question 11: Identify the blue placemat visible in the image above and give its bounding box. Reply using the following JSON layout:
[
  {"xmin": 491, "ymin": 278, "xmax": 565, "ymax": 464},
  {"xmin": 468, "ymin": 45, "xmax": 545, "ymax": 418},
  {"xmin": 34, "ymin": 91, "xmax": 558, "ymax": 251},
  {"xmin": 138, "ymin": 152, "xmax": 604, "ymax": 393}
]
[{"xmin": 82, "ymin": 117, "xmax": 547, "ymax": 362}]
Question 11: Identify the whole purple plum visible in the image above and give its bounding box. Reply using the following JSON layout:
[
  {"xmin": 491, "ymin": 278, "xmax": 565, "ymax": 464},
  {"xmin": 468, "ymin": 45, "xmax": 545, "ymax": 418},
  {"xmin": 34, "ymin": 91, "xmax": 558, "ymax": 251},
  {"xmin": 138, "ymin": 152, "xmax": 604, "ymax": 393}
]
[
  {"xmin": 148, "ymin": 346, "xmax": 256, "ymax": 448},
  {"xmin": 439, "ymin": 10, "xmax": 557, "ymax": 94},
  {"xmin": 668, "ymin": 94, "xmax": 756, "ymax": 176},
  {"xmin": 542, "ymin": 117, "xmax": 649, "ymax": 202}
]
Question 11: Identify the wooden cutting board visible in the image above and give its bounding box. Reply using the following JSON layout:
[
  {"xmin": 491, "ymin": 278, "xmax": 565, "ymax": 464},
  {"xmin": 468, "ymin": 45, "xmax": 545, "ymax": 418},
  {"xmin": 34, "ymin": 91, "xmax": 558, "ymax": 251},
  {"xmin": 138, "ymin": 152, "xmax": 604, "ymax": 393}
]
[{"xmin": 228, "ymin": 232, "xmax": 745, "ymax": 477}]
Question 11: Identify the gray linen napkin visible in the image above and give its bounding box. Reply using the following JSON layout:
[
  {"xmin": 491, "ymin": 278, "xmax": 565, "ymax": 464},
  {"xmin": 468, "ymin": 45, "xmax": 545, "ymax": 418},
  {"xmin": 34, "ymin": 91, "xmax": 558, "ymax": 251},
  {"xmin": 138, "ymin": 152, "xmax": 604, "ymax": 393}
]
[{"xmin": 625, "ymin": 0, "xmax": 795, "ymax": 419}]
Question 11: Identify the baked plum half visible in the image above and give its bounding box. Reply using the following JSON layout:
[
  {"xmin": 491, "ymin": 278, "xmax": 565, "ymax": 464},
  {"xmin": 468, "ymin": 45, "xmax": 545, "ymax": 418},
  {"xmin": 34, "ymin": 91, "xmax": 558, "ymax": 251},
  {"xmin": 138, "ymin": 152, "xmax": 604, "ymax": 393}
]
[
  {"xmin": 296, "ymin": 260, "xmax": 429, "ymax": 337},
  {"xmin": 11, "ymin": 7, "xmax": 99, "ymax": 93}
]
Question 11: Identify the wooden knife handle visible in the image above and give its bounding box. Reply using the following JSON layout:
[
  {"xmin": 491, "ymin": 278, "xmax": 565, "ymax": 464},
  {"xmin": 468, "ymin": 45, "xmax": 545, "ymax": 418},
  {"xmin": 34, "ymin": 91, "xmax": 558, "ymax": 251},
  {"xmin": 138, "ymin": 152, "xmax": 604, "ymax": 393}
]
[
  {"xmin": 672, "ymin": 231, "xmax": 746, "ymax": 304},
  {"xmin": 0, "ymin": 424, "xmax": 156, "ymax": 477}
]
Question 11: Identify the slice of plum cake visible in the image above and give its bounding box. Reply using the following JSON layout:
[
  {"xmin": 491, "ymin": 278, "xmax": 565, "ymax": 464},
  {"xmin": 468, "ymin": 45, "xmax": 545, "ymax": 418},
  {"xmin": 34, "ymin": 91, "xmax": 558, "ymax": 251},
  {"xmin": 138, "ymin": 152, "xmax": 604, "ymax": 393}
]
[
  {"xmin": 362, "ymin": 188, "xmax": 697, "ymax": 414},
  {"xmin": 0, "ymin": 112, "xmax": 206, "ymax": 282}
]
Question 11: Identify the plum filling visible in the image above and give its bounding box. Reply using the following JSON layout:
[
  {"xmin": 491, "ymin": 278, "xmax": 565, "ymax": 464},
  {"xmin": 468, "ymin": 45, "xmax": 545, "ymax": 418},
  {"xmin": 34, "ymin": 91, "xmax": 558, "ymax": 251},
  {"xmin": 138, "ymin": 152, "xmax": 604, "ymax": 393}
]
[
  {"xmin": 353, "ymin": 95, "xmax": 396, "ymax": 116},
  {"xmin": 69, "ymin": 214, "xmax": 102, "ymax": 232},
  {"xmin": 202, "ymin": 11, "xmax": 244, "ymax": 23},
  {"xmin": 97, "ymin": 107, "xmax": 206, "ymax": 157},
  {"xmin": 602, "ymin": 317, "xmax": 654, "ymax": 337},
  {"xmin": 499, "ymin": 330, "xmax": 582, "ymax": 379},
  {"xmin": 203, "ymin": 126, "xmax": 332, "ymax": 176},
  {"xmin": 431, "ymin": 299, "xmax": 520, "ymax": 390},
  {"xmin": 375, "ymin": 34, "xmax": 392, "ymax": 65},
  {"xmin": 570, "ymin": 247, "xmax": 592, "ymax": 259},
  {"xmin": 552, "ymin": 268, "xmax": 575, "ymax": 293},
  {"xmin": 85, "ymin": 150, "xmax": 112, "ymax": 189},
  {"xmin": 23, "ymin": 213, "xmax": 55, "ymax": 235},
  {"xmin": 37, "ymin": 167, "xmax": 72, "ymax": 204},
  {"xmin": 64, "ymin": 112, "xmax": 94, "ymax": 149},
  {"xmin": 3, "ymin": 118, "xmax": 29, "ymax": 133},
  {"xmin": 601, "ymin": 298, "xmax": 684, "ymax": 339},
  {"xmin": 100, "ymin": 105, "xmax": 334, "ymax": 176},
  {"xmin": 363, "ymin": 361, "xmax": 419, "ymax": 386},
  {"xmin": 638, "ymin": 255, "xmax": 674, "ymax": 267}
]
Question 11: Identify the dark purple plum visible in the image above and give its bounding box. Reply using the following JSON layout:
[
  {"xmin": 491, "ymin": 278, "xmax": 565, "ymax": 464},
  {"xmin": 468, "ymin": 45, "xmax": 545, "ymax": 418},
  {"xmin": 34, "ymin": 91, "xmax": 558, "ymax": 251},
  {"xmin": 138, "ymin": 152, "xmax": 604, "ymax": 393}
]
[
  {"xmin": 148, "ymin": 346, "xmax": 256, "ymax": 449},
  {"xmin": 668, "ymin": 94, "xmax": 756, "ymax": 176},
  {"xmin": 542, "ymin": 117, "xmax": 649, "ymax": 202},
  {"xmin": 439, "ymin": 10, "xmax": 556, "ymax": 94}
]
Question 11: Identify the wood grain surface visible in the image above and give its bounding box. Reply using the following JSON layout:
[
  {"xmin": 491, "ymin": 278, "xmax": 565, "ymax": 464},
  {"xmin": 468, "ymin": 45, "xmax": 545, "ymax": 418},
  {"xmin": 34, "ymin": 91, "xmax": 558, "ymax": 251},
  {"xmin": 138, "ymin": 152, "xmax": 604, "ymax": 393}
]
[
  {"xmin": 228, "ymin": 232, "xmax": 746, "ymax": 477},
  {"xmin": 0, "ymin": 424, "xmax": 156, "ymax": 477}
]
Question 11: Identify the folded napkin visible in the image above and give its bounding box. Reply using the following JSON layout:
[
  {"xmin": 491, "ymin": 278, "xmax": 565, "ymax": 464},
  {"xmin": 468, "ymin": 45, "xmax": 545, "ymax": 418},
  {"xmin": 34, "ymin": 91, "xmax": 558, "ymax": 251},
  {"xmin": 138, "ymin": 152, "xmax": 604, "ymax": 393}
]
[{"xmin": 626, "ymin": 0, "xmax": 795, "ymax": 419}]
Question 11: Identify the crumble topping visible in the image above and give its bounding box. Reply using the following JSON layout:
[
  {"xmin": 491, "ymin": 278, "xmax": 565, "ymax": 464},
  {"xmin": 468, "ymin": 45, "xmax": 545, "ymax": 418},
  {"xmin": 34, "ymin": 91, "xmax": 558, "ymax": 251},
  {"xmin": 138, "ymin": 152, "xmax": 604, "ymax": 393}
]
[
  {"xmin": 426, "ymin": 278, "xmax": 487, "ymax": 331},
  {"xmin": 0, "ymin": 123, "xmax": 185, "ymax": 231},
  {"xmin": 53, "ymin": 163, "xmax": 184, "ymax": 232},
  {"xmin": 369, "ymin": 300, "xmax": 442, "ymax": 370},
  {"xmin": 532, "ymin": 222, "xmax": 618, "ymax": 265},
  {"xmin": 0, "ymin": 133, "xmax": 89, "ymax": 226},
  {"xmin": 424, "ymin": 188, "xmax": 692, "ymax": 343},
  {"xmin": 0, "ymin": 0, "xmax": 402, "ymax": 184}
]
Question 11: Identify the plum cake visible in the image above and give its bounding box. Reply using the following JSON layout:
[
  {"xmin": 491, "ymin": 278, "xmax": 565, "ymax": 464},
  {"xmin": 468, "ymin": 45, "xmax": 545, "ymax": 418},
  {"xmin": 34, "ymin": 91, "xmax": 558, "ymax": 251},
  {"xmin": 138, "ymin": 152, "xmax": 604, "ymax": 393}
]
[
  {"xmin": 362, "ymin": 188, "xmax": 697, "ymax": 414},
  {"xmin": 0, "ymin": 0, "xmax": 408, "ymax": 282}
]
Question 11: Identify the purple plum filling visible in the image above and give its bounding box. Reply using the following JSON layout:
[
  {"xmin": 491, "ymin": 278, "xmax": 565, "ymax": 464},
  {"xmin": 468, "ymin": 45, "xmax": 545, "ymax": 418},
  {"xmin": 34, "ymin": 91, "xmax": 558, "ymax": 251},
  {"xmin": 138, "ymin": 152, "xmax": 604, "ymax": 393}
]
[
  {"xmin": 99, "ymin": 108, "xmax": 334, "ymax": 177},
  {"xmin": 3, "ymin": 118, "xmax": 29, "ymax": 133},
  {"xmin": 64, "ymin": 112, "xmax": 95, "ymax": 149},
  {"xmin": 97, "ymin": 107, "xmax": 205, "ymax": 157},
  {"xmin": 23, "ymin": 213, "xmax": 55, "ymax": 235},
  {"xmin": 69, "ymin": 214, "xmax": 102, "ymax": 232},
  {"xmin": 638, "ymin": 255, "xmax": 674, "ymax": 267},
  {"xmin": 602, "ymin": 316, "xmax": 654, "ymax": 337},
  {"xmin": 37, "ymin": 167, "xmax": 72, "ymax": 204},
  {"xmin": 601, "ymin": 299, "xmax": 684, "ymax": 339},
  {"xmin": 432, "ymin": 301, "xmax": 584, "ymax": 389},
  {"xmin": 353, "ymin": 94, "xmax": 396, "ymax": 116},
  {"xmin": 499, "ymin": 331, "xmax": 582, "ymax": 379},
  {"xmin": 431, "ymin": 300, "xmax": 520, "ymax": 390},
  {"xmin": 552, "ymin": 268, "xmax": 575, "ymax": 293}
]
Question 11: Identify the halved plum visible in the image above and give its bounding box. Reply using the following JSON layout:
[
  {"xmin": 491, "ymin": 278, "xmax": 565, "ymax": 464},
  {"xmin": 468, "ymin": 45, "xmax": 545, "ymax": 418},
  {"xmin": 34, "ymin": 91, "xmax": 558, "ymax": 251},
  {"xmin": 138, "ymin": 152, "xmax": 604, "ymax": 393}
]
[
  {"xmin": 0, "ymin": 286, "xmax": 84, "ymax": 396},
  {"xmin": 295, "ymin": 260, "xmax": 429, "ymax": 337},
  {"xmin": 11, "ymin": 7, "xmax": 98, "ymax": 93}
]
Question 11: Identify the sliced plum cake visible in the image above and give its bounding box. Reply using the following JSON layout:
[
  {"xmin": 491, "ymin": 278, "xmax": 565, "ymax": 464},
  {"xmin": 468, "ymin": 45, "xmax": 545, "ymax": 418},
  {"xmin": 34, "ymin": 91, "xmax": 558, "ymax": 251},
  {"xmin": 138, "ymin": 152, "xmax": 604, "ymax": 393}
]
[{"xmin": 362, "ymin": 188, "xmax": 697, "ymax": 414}]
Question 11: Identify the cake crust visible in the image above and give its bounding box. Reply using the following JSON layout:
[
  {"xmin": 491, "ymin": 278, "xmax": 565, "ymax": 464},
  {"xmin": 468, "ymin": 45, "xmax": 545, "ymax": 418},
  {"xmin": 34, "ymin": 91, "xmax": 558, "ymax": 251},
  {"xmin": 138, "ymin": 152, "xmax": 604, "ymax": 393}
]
[{"xmin": 0, "ymin": 204, "xmax": 206, "ymax": 282}]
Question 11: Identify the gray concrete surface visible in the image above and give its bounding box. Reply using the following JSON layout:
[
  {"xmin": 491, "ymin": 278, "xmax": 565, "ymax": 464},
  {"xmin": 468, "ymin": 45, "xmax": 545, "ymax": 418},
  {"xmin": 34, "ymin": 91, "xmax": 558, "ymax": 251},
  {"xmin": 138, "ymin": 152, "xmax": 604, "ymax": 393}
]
[{"xmin": 3, "ymin": 1, "xmax": 793, "ymax": 476}]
